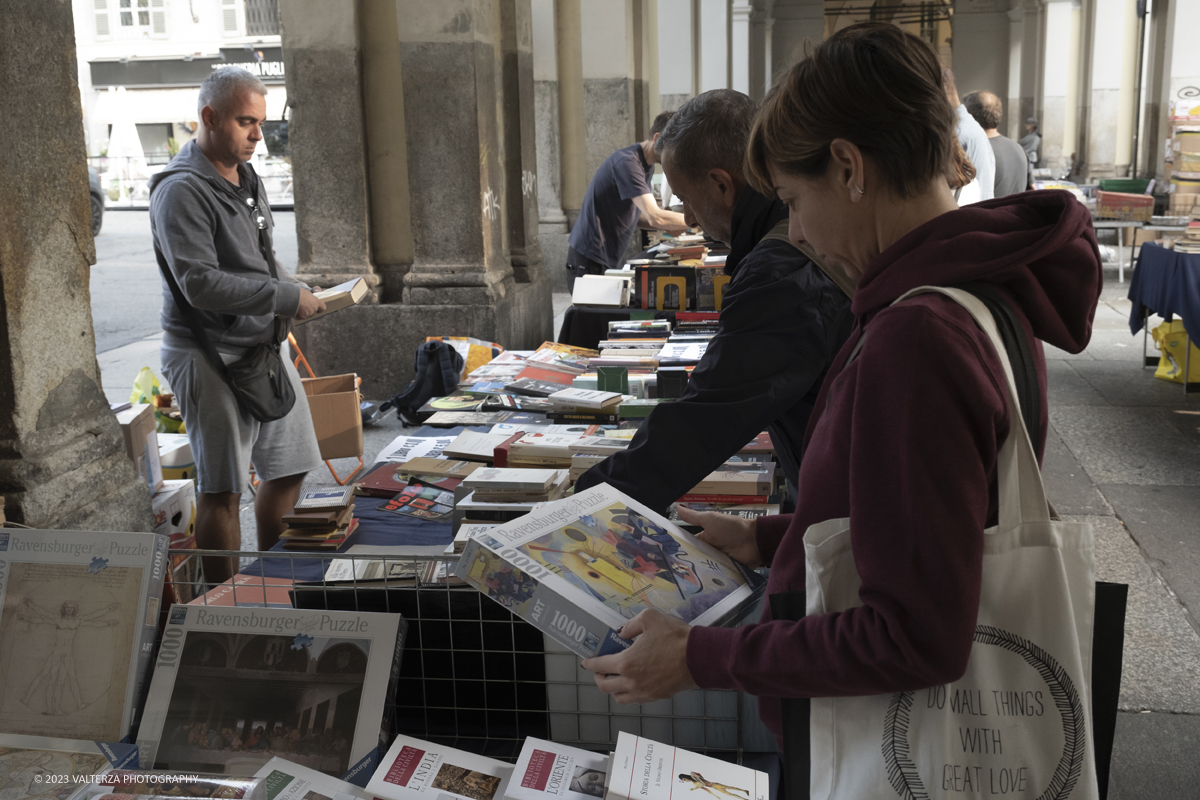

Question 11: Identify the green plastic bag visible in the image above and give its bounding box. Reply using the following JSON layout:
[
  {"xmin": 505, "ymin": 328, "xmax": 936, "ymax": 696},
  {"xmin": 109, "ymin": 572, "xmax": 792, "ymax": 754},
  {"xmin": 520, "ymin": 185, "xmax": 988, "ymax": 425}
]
[{"xmin": 130, "ymin": 366, "xmax": 185, "ymax": 433}]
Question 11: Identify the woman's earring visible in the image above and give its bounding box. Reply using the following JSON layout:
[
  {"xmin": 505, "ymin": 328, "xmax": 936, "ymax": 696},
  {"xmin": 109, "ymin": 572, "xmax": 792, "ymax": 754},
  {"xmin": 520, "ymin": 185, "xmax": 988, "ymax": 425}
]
[{"xmin": 852, "ymin": 184, "xmax": 864, "ymax": 202}]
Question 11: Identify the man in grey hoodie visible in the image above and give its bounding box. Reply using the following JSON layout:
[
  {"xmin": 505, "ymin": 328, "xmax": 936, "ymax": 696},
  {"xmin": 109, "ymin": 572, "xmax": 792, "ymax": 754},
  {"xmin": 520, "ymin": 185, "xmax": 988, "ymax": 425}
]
[{"xmin": 150, "ymin": 68, "xmax": 326, "ymax": 582}]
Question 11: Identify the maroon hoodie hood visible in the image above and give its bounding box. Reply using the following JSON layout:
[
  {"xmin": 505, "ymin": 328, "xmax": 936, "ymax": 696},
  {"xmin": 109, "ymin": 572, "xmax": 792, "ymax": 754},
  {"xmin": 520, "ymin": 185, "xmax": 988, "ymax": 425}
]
[{"xmin": 851, "ymin": 189, "xmax": 1102, "ymax": 354}]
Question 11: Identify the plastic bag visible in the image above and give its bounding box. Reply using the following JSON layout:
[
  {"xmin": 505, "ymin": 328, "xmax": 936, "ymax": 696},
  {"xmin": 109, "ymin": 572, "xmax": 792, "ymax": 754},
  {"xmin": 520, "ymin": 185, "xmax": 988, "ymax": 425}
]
[
  {"xmin": 130, "ymin": 366, "xmax": 185, "ymax": 433},
  {"xmin": 1151, "ymin": 320, "xmax": 1200, "ymax": 384}
]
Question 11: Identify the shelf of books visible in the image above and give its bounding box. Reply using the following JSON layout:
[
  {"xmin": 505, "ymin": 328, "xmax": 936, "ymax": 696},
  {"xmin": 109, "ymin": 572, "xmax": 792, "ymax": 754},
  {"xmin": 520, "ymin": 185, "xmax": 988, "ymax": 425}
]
[{"xmin": 2, "ymin": 330, "xmax": 784, "ymax": 800}]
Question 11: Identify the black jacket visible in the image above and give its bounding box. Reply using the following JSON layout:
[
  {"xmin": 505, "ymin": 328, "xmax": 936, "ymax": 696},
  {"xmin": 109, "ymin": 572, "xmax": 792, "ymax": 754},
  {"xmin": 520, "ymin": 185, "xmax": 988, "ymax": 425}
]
[{"xmin": 574, "ymin": 188, "xmax": 854, "ymax": 512}]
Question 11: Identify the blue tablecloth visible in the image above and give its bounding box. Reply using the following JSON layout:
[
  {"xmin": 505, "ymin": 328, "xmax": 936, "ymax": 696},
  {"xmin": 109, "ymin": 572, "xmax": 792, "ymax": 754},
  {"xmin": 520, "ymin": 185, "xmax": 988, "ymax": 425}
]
[
  {"xmin": 1128, "ymin": 243, "xmax": 1200, "ymax": 345},
  {"xmin": 242, "ymin": 426, "xmax": 490, "ymax": 582}
]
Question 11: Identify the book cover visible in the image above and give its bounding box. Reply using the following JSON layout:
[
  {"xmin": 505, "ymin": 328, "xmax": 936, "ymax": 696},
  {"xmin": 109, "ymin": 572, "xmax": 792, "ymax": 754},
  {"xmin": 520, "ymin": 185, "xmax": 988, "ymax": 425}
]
[
  {"xmin": 463, "ymin": 468, "xmax": 560, "ymax": 493},
  {"xmin": 0, "ymin": 733, "xmax": 138, "ymax": 800},
  {"xmin": 396, "ymin": 458, "xmax": 481, "ymax": 480},
  {"xmin": 416, "ymin": 395, "xmax": 487, "ymax": 415},
  {"xmin": 138, "ymin": 606, "xmax": 406, "ymax": 782},
  {"xmin": 381, "ymin": 484, "xmax": 455, "ymax": 521},
  {"xmin": 97, "ymin": 770, "xmax": 258, "ymax": 798},
  {"xmin": 455, "ymin": 484, "xmax": 764, "ymax": 658},
  {"xmin": 376, "ymin": 435, "xmax": 457, "ymax": 464},
  {"xmin": 186, "ymin": 575, "xmax": 297, "ymax": 609},
  {"xmin": 506, "ymin": 738, "xmax": 609, "ymax": 800},
  {"xmin": 304, "ymin": 278, "xmax": 369, "ymax": 323},
  {"xmin": 606, "ymin": 733, "xmax": 767, "ymax": 800},
  {"xmin": 356, "ymin": 464, "xmax": 410, "ymax": 498},
  {"xmin": 546, "ymin": 389, "xmax": 622, "ymax": 410},
  {"xmin": 489, "ymin": 423, "xmax": 600, "ymax": 437},
  {"xmin": 688, "ymin": 464, "xmax": 775, "ymax": 496},
  {"xmin": 505, "ymin": 379, "xmax": 570, "ymax": 398},
  {"xmin": 0, "ymin": 530, "xmax": 168, "ymax": 742},
  {"xmin": 366, "ymin": 735, "xmax": 512, "ymax": 800},
  {"xmin": 525, "ymin": 343, "xmax": 597, "ymax": 375},
  {"xmin": 295, "ymin": 488, "xmax": 356, "ymax": 512},
  {"xmin": 424, "ymin": 412, "xmax": 510, "ymax": 427},
  {"xmin": 255, "ymin": 756, "xmax": 372, "ymax": 798},
  {"xmin": 443, "ymin": 431, "xmax": 512, "ymax": 462},
  {"xmin": 319, "ymin": 558, "xmax": 420, "ymax": 585}
]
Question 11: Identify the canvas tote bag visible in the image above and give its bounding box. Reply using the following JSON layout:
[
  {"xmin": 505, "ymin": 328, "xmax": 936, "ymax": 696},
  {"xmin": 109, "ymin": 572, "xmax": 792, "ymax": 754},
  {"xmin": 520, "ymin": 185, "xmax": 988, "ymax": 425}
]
[{"xmin": 803, "ymin": 286, "xmax": 1098, "ymax": 800}]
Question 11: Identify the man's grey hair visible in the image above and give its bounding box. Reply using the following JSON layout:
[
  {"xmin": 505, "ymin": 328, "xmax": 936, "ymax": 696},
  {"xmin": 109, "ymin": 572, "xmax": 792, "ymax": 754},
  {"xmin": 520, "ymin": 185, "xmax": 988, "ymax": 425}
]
[
  {"xmin": 654, "ymin": 89, "xmax": 758, "ymax": 182},
  {"xmin": 198, "ymin": 67, "xmax": 267, "ymax": 117}
]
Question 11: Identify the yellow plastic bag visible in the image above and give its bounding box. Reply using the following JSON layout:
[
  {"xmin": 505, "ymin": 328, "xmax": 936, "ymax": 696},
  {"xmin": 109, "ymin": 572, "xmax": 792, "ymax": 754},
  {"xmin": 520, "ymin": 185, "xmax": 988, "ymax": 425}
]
[
  {"xmin": 425, "ymin": 336, "xmax": 504, "ymax": 379},
  {"xmin": 130, "ymin": 366, "xmax": 185, "ymax": 433},
  {"xmin": 1151, "ymin": 320, "xmax": 1200, "ymax": 383}
]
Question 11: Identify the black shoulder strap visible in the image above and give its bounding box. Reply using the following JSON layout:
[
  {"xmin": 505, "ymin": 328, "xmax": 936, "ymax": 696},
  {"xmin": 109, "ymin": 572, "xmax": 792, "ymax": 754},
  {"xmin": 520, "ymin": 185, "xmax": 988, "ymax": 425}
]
[{"xmin": 956, "ymin": 282, "xmax": 1041, "ymax": 442}]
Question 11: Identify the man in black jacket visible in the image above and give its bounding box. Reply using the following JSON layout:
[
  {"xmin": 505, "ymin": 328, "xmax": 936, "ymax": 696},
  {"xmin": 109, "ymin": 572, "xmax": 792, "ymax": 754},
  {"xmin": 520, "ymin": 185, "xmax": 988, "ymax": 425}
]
[{"xmin": 574, "ymin": 89, "xmax": 853, "ymax": 512}]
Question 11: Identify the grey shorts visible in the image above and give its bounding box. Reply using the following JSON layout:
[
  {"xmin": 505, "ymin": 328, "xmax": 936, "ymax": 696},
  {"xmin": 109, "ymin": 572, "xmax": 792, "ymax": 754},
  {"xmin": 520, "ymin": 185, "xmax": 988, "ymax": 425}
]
[{"xmin": 160, "ymin": 334, "xmax": 324, "ymax": 495}]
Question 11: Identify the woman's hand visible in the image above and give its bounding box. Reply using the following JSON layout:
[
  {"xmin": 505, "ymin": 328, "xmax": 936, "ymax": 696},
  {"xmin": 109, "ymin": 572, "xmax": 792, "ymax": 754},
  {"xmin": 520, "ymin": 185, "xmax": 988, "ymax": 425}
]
[
  {"xmin": 581, "ymin": 609, "xmax": 697, "ymax": 704},
  {"xmin": 675, "ymin": 506, "xmax": 763, "ymax": 568}
]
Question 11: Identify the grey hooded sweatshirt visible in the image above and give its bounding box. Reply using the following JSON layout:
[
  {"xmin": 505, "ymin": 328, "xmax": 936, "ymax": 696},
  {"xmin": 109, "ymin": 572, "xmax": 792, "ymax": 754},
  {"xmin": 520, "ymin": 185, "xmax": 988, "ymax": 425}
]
[{"xmin": 149, "ymin": 139, "xmax": 305, "ymax": 349}]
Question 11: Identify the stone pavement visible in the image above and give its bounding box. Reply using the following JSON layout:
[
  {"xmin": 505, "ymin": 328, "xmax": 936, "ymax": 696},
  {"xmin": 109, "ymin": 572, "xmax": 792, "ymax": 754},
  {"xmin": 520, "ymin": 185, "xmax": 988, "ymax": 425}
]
[{"xmin": 98, "ymin": 264, "xmax": 1199, "ymax": 795}]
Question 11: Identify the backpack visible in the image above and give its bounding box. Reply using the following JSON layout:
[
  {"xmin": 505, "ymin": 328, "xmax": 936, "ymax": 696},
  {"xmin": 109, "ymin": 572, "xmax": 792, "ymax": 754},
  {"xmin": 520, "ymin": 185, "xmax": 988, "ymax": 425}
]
[{"xmin": 379, "ymin": 340, "xmax": 465, "ymax": 426}]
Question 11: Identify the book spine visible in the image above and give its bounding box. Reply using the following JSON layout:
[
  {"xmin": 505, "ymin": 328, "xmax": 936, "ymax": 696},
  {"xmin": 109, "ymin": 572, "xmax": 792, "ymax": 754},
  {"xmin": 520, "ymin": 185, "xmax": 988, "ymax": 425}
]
[
  {"xmin": 677, "ymin": 493, "xmax": 770, "ymax": 503},
  {"xmin": 458, "ymin": 509, "xmax": 534, "ymax": 522},
  {"xmin": 456, "ymin": 539, "xmax": 629, "ymax": 659},
  {"xmin": 688, "ymin": 481, "xmax": 771, "ymax": 496}
]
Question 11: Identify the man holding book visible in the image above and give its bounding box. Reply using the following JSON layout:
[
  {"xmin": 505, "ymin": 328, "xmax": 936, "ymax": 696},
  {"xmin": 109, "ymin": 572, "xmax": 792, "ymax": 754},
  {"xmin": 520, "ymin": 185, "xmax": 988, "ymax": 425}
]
[
  {"xmin": 574, "ymin": 89, "xmax": 854, "ymax": 511},
  {"xmin": 566, "ymin": 111, "xmax": 689, "ymax": 291},
  {"xmin": 149, "ymin": 68, "xmax": 325, "ymax": 582}
]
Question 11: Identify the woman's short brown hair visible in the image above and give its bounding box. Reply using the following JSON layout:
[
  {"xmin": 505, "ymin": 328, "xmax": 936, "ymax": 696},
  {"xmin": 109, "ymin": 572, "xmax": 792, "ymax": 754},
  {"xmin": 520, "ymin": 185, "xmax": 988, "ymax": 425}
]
[{"xmin": 746, "ymin": 22, "xmax": 958, "ymax": 199}]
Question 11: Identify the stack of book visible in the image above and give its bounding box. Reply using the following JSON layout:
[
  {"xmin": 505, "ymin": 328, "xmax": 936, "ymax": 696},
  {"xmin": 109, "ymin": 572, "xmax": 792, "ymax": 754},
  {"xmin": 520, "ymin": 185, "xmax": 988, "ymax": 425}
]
[
  {"xmin": 499, "ymin": 432, "xmax": 590, "ymax": 468},
  {"xmin": 462, "ymin": 467, "xmax": 570, "ymax": 502},
  {"xmin": 568, "ymin": 436, "xmax": 630, "ymax": 482},
  {"xmin": 546, "ymin": 387, "xmax": 623, "ymax": 423},
  {"xmin": 1177, "ymin": 208, "xmax": 1200, "ymax": 253},
  {"xmin": 504, "ymin": 343, "xmax": 597, "ymax": 397},
  {"xmin": 678, "ymin": 461, "xmax": 776, "ymax": 504},
  {"xmin": 280, "ymin": 487, "xmax": 357, "ymax": 550},
  {"xmin": 458, "ymin": 350, "xmax": 530, "ymax": 391}
]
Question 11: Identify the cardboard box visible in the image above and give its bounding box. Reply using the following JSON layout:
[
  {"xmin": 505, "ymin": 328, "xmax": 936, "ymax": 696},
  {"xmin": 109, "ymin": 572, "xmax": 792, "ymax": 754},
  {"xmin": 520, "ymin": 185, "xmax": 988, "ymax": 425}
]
[
  {"xmin": 302, "ymin": 373, "xmax": 363, "ymax": 460},
  {"xmin": 152, "ymin": 479, "xmax": 197, "ymax": 555},
  {"xmin": 1095, "ymin": 190, "xmax": 1153, "ymax": 222},
  {"xmin": 115, "ymin": 403, "xmax": 164, "ymax": 494},
  {"xmin": 157, "ymin": 433, "xmax": 195, "ymax": 481}
]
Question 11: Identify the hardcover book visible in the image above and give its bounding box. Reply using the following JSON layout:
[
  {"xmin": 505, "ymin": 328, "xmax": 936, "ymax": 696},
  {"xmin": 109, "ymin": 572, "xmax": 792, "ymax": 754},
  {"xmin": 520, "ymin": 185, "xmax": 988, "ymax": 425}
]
[
  {"xmin": 138, "ymin": 606, "xmax": 406, "ymax": 781},
  {"xmin": 0, "ymin": 733, "xmax": 138, "ymax": 800},
  {"xmin": 455, "ymin": 484, "xmax": 764, "ymax": 658},
  {"xmin": 605, "ymin": 733, "xmax": 767, "ymax": 800},
  {"xmin": 0, "ymin": 530, "xmax": 168, "ymax": 741},
  {"xmin": 395, "ymin": 458, "xmax": 482, "ymax": 480},
  {"xmin": 504, "ymin": 379, "xmax": 571, "ymax": 398},
  {"xmin": 295, "ymin": 488, "xmax": 357, "ymax": 512},
  {"xmin": 255, "ymin": 755, "xmax": 373, "ymax": 797},
  {"xmin": 366, "ymin": 734, "xmax": 513, "ymax": 800},
  {"xmin": 305, "ymin": 278, "xmax": 369, "ymax": 323},
  {"xmin": 546, "ymin": 389, "xmax": 622, "ymax": 410},
  {"xmin": 506, "ymin": 738, "xmax": 609, "ymax": 800}
]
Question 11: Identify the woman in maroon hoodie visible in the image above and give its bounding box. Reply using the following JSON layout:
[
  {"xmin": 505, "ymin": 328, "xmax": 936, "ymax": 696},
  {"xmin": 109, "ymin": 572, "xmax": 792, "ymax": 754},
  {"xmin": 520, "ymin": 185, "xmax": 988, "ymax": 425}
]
[{"xmin": 581, "ymin": 22, "xmax": 1102, "ymax": 745}]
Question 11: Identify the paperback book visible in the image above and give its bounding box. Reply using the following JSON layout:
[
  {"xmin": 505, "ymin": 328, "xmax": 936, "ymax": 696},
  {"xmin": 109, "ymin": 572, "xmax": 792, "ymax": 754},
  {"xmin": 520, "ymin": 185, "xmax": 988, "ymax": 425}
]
[
  {"xmin": 506, "ymin": 738, "xmax": 609, "ymax": 800},
  {"xmin": 366, "ymin": 735, "xmax": 512, "ymax": 800},
  {"xmin": 0, "ymin": 530, "xmax": 168, "ymax": 741},
  {"xmin": 455, "ymin": 484, "xmax": 764, "ymax": 658},
  {"xmin": 138, "ymin": 606, "xmax": 406, "ymax": 781},
  {"xmin": 255, "ymin": 755, "xmax": 373, "ymax": 797},
  {"xmin": 381, "ymin": 483, "xmax": 456, "ymax": 521},
  {"xmin": 605, "ymin": 733, "xmax": 767, "ymax": 800}
]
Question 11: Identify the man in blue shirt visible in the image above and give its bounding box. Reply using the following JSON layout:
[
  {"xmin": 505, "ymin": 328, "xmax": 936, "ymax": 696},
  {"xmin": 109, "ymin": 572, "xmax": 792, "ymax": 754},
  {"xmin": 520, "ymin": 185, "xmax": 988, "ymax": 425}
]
[{"xmin": 566, "ymin": 111, "xmax": 688, "ymax": 290}]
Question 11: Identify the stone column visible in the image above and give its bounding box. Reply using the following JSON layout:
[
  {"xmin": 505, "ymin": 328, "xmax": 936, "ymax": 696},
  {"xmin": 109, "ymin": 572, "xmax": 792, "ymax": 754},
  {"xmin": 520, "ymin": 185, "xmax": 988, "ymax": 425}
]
[
  {"xmin": 951, "ymin": 0, "xmax": 1011, "ymax": 129},
  {"xmin": 279, "ymin": 0, "xmax": 381, "ymax": 292},
  {"xmin": 699, "ymin": 0, "xmax": 729, "ymax": 92},
  {"xmin": 748, "ymin": 1, "xmax": 768, "ymax": 101},
  {"xmin": 1082, "ymin": 0, "xmax": 1138, "ymax": 178},
  {"xmin": 770, "ymin": 0, "xmax": 823, "ymax": 73},
  {"xmin": 1039, "ymin": 0, "xmax": 1080, "ymax": 173},
  {"xmin": 501, "ymin": 0, "xmax": 545, "ymax": 284},
  {"xmin": 532, "ymin": 0, "xmax": 570, "ymax": 288},
  {"xmin": 581, "ymin": 0, "xmax": 639, "ymax": 179},
  {"xmin": 1007, "ymin": 5, "xmax": 1025, "ymax": 140},
  {"xmin": 1145, "ymin": 0, "xmax": 1200, "ymax": 180},
  {"xmin": 555, "ymin": 0, "xmax": 588, "ymax": 227},
  {"xmin": 361, "ymin": 0, "xmax": 415, "ymax": 302},
  {"xmin": 1017, "ymin": 0, "xmax": 1043, "ymax": 142},
  {"xmin": 398, "ymin": 0, "xmax": 553, "ymax": 341},
  {"xmin": 731, "ymin": 0, "xmax": 751, "ymax": 95},
  {"xmin": 658, "ymin": 0, "xmax": 696, "ymax": 110},
  {"xmin": 0, "ymin": 0, "xmax": 152, "ymax": 530}
]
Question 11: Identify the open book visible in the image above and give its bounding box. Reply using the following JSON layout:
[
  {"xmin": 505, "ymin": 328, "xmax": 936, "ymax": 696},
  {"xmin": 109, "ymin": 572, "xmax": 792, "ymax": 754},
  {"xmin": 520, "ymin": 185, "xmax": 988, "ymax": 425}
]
[{"xmin": 301, "ymin": 277, "xmax": 369, "ymax": 323}]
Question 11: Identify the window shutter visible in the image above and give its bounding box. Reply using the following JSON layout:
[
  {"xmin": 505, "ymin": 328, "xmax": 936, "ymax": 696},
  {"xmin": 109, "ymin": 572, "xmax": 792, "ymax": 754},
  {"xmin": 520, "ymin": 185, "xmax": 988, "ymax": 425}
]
[
  {"xmin": 222, "ymin": 0, "xmax": 239, "ymax": 35},
  {"xmin": 94, "ymin": 0, "xmax": 110, "ymax": 37},
  {"xmin": 150, "ymin": 0, "xmax": 166, "ymax": 35}
]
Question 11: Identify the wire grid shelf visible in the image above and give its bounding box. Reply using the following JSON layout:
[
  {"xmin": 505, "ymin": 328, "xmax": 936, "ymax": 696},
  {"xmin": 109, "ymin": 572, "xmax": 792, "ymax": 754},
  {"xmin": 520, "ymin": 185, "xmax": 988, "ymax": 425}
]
[{"xmin": 168, "ymin": 549, "xmax": 754, "ymax": 763}]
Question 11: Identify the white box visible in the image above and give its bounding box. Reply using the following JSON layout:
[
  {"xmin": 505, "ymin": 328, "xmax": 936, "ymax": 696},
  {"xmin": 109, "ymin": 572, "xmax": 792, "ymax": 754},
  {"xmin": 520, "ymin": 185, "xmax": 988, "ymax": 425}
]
[{"xmin": 152, "ymin": 479, "xmax": 196, "ymax": 553}]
